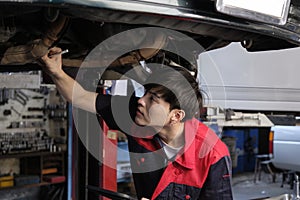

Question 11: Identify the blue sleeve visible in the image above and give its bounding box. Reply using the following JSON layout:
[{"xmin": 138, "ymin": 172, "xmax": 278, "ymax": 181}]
[
  {"xmin": 199, "ymin": 156, "xmax": 233, "ymax": 200},
  {"xmin": 95, "ymin": 94, "xmax": 138, "ymax": 132}
]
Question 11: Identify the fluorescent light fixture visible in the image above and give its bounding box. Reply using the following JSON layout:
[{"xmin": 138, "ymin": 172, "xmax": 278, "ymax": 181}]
[{"xmin": 216, "ymin": 0, "xmax": 291, "ymax": 25}]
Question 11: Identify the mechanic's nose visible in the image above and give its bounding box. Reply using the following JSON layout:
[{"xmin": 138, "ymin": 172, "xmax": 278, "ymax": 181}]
[{"xmin": 137, "ymin": 96, "xmax": 146, "ymax": 107}]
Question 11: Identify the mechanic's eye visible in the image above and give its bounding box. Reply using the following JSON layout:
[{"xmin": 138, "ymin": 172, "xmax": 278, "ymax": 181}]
[
  {"xmin": 150, "ymin": 94, "xmax": 160, "ymax": 103},
  {"xmin": 150, "ymin": 95, "xmax": 155, "ymax": 101}
]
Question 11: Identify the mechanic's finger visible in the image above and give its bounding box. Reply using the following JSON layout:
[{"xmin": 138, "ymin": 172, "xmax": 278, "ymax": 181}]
[
  {"xmin": 48, "ymin": 47, "xmax": 62, "ymax": 54},
  {"xmin": 47, "ymin": 47, "xmax": 62, "ymax": 58}
]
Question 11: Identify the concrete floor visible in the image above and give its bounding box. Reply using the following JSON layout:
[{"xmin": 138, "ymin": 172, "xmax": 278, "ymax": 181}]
[{"xmin": 232, "ymin": 171, "xmax": 294, "ymax": 200}]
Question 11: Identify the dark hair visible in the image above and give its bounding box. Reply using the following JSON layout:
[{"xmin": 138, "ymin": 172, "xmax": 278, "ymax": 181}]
[{"xmin": 144, "ymin": 65, "xmax": 203, "ymax": 121}]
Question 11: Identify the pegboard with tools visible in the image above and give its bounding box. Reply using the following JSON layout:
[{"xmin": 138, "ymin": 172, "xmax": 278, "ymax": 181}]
[{"xmin": 0, "ymin": 86, "xmax": 68, "ymax": 155}]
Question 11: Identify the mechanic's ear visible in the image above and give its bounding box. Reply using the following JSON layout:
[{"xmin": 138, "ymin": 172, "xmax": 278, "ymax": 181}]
[{"xmin": 171, "ymin": 109, "xmax": 185, "ymax": 124}]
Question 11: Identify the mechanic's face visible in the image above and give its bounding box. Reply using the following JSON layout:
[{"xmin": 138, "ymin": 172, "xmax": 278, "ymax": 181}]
[{"xmin": 135, "ymin": 89, "xmax": 172, "ymax": 129}]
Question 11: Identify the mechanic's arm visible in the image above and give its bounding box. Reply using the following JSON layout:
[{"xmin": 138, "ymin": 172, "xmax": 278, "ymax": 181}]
[
  {"xmin": 41, "ymin": 47, "xmax": 97, "ymax": 113},
  {"xmin": 199, "ymin": 156, "xmax": 233, "ymax": 199}
]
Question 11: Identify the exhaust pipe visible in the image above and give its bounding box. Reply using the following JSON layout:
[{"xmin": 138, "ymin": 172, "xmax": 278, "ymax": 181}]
[{"xmin": 1, "ymin": 15, "xmax": 68, "ymax": 65}]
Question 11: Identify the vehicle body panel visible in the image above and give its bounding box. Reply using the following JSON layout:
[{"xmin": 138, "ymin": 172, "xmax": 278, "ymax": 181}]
[
  {"xmin": 199, "ymin": 43, "xmax": 300, "ymax": 112},
  {"xmin": 271, "ymin": 126, "xmax": 300, "ymax": 172}
]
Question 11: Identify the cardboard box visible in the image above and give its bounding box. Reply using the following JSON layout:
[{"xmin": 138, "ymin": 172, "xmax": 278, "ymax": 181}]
[
  {"xmin": 14, "ymin": 175, "xmax": 40, "ymax": 186},
  {"xmin": 0, "ymin": 176, "xmax": 14, "ymax": 188},
  {"xmin": 42, "ymin": 168, "xmax": 58, "ymax": 175},
  {"xmin": 43, "ymin": 175, "xmax": 65, "ymax": 183}
]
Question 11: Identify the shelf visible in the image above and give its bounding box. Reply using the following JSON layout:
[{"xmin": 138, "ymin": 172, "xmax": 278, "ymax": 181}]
[
  {"xmin": 0, "ymin": 180, "xmax": 65, "ymax": 191},
  {"xmin": 0, "ymin": 151, "xmax": 66, "ymax": 191},
  {"xmin": 0, "ymin": 151, "xmax": 65, "ymax": 159}
]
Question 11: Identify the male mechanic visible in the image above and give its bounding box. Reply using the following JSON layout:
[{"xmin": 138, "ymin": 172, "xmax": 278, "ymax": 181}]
[{"xmin": 42, "ymin": 47, "xmax": 233, "ymax": 200}]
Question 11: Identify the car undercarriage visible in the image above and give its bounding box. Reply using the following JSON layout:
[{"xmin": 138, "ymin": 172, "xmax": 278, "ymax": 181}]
[{"xmin": 1, "ymin": 0, "xmax": 300, "ymax": 80}]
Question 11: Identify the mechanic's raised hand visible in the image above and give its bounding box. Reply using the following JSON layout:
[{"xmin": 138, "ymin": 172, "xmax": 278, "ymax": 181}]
[{"xmin": 41, "ymin": 47, "xmax": 63, "ymax": 78}]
